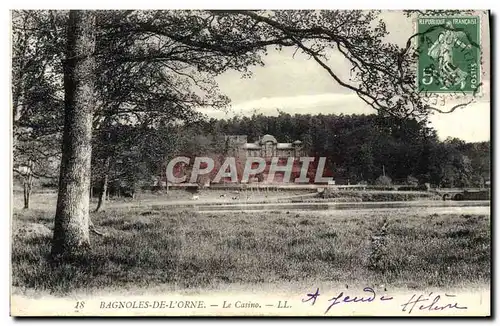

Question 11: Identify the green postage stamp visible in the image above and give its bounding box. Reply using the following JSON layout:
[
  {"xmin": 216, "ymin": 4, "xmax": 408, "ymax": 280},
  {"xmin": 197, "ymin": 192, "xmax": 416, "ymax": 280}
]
[{"xmin": 417, "ymin": 16, "xmax": 481, "ymax": 93}]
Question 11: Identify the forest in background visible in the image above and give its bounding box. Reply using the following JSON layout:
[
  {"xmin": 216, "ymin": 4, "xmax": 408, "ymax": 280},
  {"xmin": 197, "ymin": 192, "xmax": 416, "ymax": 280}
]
[
  {"xmin": 177, "ymin": 112, "xmax": 490, "ymax": 187},
  {"xmin": 16, "ymin": 110, "xmax": 490, "ymax": 197},
  {"xmin": 25, "ymin": 112, "xmax": 487, "ymax": 194}
]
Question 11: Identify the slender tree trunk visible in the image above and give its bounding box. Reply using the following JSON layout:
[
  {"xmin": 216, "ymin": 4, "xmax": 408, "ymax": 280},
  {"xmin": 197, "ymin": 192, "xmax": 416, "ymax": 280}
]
[
  {"xmin": 23, "ymin": 182, "xmax": 29, "ymax": 209},
  {"xmin": 51, "ymin": 10, "xmax": 97, "ymax": 261},
  {"xmin": 13, "ymin": 91, "xmax": 25, "ymax": 151},
  {"xmin": 22, "ymin": 160, "xmax": 34, "ymax": 209},
  {"xmin": 95, "ymin": 156, "xmax": 110, "ymax": 212},
  {"xmin": 23, "ymin": 185, "xmax": 27, "ymax": 209}
]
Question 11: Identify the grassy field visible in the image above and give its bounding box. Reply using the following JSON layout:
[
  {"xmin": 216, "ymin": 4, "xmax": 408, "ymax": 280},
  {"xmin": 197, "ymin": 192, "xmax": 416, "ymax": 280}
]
[
  {"xmin": 12, "ymin": 189, "xmax": 443, "ymax": 213},
  {"xmin": 11, "ymin": 196, "xmax": 490, "ymax": 296},
  {"xmin": 321, "ymin": 190, "xmax": 441, "ymax": 202}
]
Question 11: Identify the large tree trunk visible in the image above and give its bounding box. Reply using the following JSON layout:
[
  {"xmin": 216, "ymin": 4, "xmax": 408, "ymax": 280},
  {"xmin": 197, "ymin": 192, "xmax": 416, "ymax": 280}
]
[
  {"xmin": 94, "ymin": 156, "xmax": 110, "ymax": 212},
  {"xmin": 51, "ymin": 10, "xmax": 97, "ymax": 261}
]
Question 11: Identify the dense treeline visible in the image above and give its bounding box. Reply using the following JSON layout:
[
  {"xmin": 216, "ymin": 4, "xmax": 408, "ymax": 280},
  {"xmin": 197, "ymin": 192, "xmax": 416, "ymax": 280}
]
[
  {"xmin": 174, "ymin": 112, "xmax": 490, "ymax": 187},
  {"xmin": 28, "ymin": 112, "xmax": 490, "ymax": 194}
]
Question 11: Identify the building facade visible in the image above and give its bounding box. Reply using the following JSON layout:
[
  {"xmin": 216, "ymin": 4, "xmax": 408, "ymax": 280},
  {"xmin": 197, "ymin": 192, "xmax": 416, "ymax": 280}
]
[{"xmin": 224, "ymin": 134, "xmax": 304, "ymax": 159}]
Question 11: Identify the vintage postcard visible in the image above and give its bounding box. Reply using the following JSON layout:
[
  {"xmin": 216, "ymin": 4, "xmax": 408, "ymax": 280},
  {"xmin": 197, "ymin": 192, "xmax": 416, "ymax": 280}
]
[{"xmin": 10, "ymin": 9, "xmax": 491, "ymax": 317}]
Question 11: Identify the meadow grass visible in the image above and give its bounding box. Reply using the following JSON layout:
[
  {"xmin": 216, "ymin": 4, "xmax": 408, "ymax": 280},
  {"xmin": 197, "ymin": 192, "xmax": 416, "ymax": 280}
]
[{"xmin": 11, "ymin": 204, "xmax": 490, "ymax": 296}]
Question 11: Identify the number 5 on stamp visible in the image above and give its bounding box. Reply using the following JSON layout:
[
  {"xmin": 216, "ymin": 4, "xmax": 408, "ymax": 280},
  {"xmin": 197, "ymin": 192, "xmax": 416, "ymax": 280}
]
[{"xmin": 417, "ymin": 16, "xmax": 481, "ymax": 93}]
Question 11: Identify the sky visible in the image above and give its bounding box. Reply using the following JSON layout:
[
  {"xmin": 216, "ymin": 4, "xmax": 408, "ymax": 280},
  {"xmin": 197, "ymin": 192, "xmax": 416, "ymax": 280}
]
[{"xmin": 199, "ymin": 10, "xmax": 491, "ymax": 142}]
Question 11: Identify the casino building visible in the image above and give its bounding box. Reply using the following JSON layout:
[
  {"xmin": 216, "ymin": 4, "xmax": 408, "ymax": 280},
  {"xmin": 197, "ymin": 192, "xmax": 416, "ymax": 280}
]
[
  {"xmin": 220, "ymin": 134, "xmax": 305, "ymax": 184},
  {"xmin": 223, "ymin": 134, "xmax": 304, "ymax": 159}
]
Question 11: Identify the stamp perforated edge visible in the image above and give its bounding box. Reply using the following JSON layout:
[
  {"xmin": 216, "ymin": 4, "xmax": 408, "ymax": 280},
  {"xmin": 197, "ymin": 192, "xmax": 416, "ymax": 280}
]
[{"xmin": 412, "ymin": 12, "xmax": 485, "ymax": 100}]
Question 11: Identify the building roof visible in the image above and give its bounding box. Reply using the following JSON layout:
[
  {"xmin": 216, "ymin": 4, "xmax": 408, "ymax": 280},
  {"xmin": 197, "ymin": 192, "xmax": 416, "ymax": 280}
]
[
  {"xmin": 226, "ymin": 134, "xmax": 303, "ymax": 152},
  {"xmin": 277, "ymin": 143, "xmax": 293, "ymax": 149},
  {"xmin": 260, "ymin": 134, "xmax": 278, "ymax": 144},
  {"xmin": 243, "ymin": 143, "xmax": 261, "ymax": 149}
]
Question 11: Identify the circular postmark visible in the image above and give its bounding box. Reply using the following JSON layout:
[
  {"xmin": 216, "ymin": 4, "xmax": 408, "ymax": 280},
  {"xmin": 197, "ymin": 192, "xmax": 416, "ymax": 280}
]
[{"xmin": 413, "ymin": 15, "xmax": 483, "ymax": 112}]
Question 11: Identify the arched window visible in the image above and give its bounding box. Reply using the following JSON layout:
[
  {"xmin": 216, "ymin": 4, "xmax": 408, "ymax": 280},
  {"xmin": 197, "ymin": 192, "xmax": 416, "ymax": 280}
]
[{"xmin": 265, "ymin": 142, "xmax": 273, "ymax": 157}]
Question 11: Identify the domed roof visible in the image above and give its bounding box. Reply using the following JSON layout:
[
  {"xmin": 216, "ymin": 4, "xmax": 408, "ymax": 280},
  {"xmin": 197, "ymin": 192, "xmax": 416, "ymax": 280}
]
[
  {"xmin": 293, "ymin": 140, "xmax": 302, "ymax": 144},
  {"xmin": 260, "ymin": 134, "xmax": 277, "ymax": 144}
]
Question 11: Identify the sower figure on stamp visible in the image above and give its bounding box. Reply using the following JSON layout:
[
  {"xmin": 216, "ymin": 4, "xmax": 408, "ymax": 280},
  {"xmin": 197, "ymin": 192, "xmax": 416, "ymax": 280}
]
[{"xmin": 427, "ymin": 21, "xmax": 472, "ymax": 90}]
